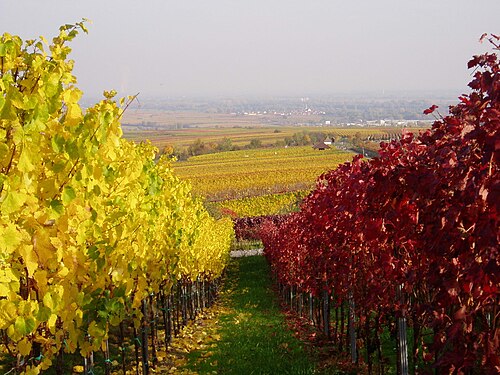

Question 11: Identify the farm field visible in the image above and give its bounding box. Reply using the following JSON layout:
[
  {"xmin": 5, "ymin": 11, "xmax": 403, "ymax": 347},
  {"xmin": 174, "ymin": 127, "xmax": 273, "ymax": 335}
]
[
  {"xmin": 121, "ymin": 111, "xmax": 418, "ymax": 150},
  {"xmin": 173, "ymin": 146, "xmax": 355, "ymax": 201}
]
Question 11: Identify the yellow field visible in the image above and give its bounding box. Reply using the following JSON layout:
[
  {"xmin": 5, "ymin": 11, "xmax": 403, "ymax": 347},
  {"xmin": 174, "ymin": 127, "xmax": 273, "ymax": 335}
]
[
  {"xmin": 206, "ymin": 191, "xmax": 309, "ymax": 218},
  {"xmin": 174, "ymin": 146, "xmax": 355, "ymax": 201}
]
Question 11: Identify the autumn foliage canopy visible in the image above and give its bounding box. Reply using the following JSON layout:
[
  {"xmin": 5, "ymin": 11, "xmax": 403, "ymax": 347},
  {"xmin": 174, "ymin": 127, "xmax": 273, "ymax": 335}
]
[{"xmin": 261, "ymin": 35, "xmax": 499, "ymax": 373}]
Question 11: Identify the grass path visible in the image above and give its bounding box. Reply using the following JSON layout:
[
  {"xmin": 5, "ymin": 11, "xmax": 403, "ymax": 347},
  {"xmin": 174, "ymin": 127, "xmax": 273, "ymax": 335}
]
[{"xmin": 181, "ymin": 256, "xmax": 316, "ymax": 374}]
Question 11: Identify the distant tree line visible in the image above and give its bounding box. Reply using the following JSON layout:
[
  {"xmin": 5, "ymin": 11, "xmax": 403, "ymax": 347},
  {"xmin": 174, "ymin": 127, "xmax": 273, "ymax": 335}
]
[
  {"xmin": 163, "ymin": 130, "xmax": 396, "ymax": 160},
  {"xmin": 162, "ymin": 137, "xmax": 264, "ymax": 160},
  {"xmin": 281, "ymin": 131, "xmax": 333, "ymax": 146}
]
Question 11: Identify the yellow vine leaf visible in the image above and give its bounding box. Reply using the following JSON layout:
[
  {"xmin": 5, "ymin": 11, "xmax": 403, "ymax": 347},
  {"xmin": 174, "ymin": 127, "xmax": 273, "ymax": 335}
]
[
  {"xmin": 0, "ymin": 223, "xmax": 22, "ymax": 254},
  {"xmin": 18, "ymin": 244, "xmax": 38, "ymax": 277},
  {"xmin": 0, "ymin": 300, "xmax": 17, "ymax": 328},
  {"xmin": 17, "ymin": 337, "xmax": 32, "ymax": 356}
]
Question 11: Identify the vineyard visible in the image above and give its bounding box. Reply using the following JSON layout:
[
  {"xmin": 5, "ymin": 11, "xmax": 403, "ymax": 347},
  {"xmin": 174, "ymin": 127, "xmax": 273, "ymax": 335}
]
[
  {"xmin": 174, "ymin": 146, "xmax": 354, "ymax": 201},
  {"xmin": 0, "ymin": 24, "xmax": 233, "ymax": 374},
  {"xmin": 1, "ymin": 20, "xmax": 498, "ymax": 375},
  {"xmin": 206, "ymin": 191, "xmax": 308, "ymax": 218},
  {"xmin": 260, "ymin": 36, "xmax": 499, "ymax": 374}
]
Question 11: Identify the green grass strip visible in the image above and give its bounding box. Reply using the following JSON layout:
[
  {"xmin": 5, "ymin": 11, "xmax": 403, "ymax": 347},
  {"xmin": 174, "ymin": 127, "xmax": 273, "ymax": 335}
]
[{"xmin": 184, "ymin": 256, "xmax": 315, "ymax": 374}]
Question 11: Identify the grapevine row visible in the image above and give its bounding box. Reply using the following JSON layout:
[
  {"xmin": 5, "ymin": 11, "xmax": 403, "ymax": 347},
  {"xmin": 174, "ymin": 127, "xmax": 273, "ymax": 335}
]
[
  {"xmin": 0, "ymin": 24, "xmax": 233, "ymax": 374},
  {"xmin": 261, "ymin": 39, "xmax": 499, "ymax": 374},
  {"xmin": 206, "ymin": 191, "xmax": 307, "ymax": 218}
]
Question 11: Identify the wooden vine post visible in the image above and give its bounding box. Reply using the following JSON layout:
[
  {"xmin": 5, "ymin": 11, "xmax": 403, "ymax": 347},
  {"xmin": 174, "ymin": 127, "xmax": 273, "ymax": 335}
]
[
  {"xmin": 348, "ymin": 291, "xmax": 357, "ymax": 364},
  {"xmin": 396, "ymin": 284, "xmax": 409, "ymax": 375}
]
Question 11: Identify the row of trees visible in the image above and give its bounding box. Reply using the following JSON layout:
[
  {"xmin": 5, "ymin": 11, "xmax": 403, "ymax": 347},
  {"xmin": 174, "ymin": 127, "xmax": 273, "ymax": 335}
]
[
  {"xmin": 163, "ymin": 137, "xmax": 264, "ymax": 160},
  {"xmin": 261, "ymin": 36, "xmax": 499, "ymax": 374}
]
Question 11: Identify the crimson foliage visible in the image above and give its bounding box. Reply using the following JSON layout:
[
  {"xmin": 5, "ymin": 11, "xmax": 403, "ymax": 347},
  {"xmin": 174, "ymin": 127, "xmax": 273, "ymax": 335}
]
[
  {"xmin": 233, "ymin": 214, "xmax": 290, "ymax": 241},
  {"xmin": 261, "ymin": 37, "xmax": 499, "ymax": 373}
]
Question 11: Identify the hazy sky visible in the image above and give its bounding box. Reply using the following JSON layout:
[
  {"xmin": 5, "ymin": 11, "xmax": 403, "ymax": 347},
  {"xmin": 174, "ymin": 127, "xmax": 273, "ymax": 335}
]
[{"xmin": 1, "ymin": 0, "xmax": 499, "ymax": 98}]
